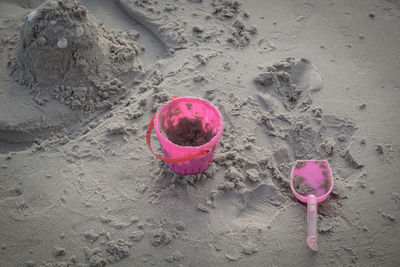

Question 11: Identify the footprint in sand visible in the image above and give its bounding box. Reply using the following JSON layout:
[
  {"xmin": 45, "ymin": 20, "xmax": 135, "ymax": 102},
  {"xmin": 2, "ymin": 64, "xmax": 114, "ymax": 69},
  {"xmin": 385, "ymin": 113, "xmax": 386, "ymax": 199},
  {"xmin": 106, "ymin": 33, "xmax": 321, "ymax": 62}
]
[
  {"xmin": 244, "ymin": 184, "xmax": 287, "ymax": 211},
  {"xmin": 211, "ymin": 183, "xmax": 288, "ymax": 230},
  {"xmin": 254, "ymin": 57, "xmax": 322, "ymax": 111},
  {"xmin": 0, "ymin": 186, "xmax": 23, "ymax": 202}
]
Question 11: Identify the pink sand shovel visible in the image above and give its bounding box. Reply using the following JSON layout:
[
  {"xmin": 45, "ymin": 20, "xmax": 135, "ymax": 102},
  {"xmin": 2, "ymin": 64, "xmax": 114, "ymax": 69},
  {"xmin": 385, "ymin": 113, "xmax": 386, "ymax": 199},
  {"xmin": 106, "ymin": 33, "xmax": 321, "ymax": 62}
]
[{"xmin": 290, "ymin": 160, "xmax": 334, "ymax": 251}]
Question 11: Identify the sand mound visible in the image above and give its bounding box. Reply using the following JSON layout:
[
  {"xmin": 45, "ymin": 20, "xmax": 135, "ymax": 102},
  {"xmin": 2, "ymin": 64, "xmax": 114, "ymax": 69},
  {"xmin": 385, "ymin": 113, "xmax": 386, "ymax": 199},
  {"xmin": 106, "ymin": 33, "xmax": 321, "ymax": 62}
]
[{"xmin": 9, "ymin": 0, "xmax": 143, "ymax": 110}]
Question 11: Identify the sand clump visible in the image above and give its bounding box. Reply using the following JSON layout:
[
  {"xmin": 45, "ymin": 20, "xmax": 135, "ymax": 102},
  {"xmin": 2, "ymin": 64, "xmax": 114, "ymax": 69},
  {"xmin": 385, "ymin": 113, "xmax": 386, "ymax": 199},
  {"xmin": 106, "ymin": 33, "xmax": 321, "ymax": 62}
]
[
  {"xmin": 246, "ymin": 168, "xmax": 260, "ymax": 182},
  {"xmin": 53, "ymin": 246, "xmax": 66, "ymax": 256},
  {"xmin": 83, "ymin": 247, "xmax": 107, "ymax": 267},
  {"xmin": 295, "ymin": 161, "xmax": 306, "ymax": 169},
  {"xmin": 105, "ymin": 239, "xmax": 132, "ymax": 263},
  {"xmin": 212, "ymin": 0, "xmax": 241, "ymax": 19},
  {"xmin": 293, "ymin": 175, "xmax": 315, "ymax": 196},
  {"xmin": 224, "ymin": 166, "xmax": 245, "ymax": 188},
  {"xmin": 9, "ymin": 0, "xmax": 143, "ymax": 110},
  {"xmin": 241, "ymin": 242, "xmax": 258, "ymax": 255},
  {"xmin": 84, "ymin": 229, "xmax": 100, "ymax": 242},
  {"xmin": 228, "ymin": 17, "xmax": 257, "ymax": 47},
  {"xmin": 130, "ymin": 230, "xmax": 145, "ymax": 242},
  {"xmin": 149, "ymin": 228, "xmax": 174, "ymax": 247},
  {"xmin": 165, "ymin": 250, "xmax": 184, "ymax": 263}
]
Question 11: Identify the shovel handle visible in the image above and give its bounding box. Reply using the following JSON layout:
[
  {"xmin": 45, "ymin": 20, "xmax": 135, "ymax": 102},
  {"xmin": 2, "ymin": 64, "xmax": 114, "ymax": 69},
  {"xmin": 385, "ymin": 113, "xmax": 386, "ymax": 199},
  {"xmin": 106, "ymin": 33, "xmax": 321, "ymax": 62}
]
[
  {"xmin": 146, "ymin": 113, "xmax": 210, "ymax": 163},
  {"xmin": 306, "ymin": 195, "xmax": 318, "ymax": 251}
]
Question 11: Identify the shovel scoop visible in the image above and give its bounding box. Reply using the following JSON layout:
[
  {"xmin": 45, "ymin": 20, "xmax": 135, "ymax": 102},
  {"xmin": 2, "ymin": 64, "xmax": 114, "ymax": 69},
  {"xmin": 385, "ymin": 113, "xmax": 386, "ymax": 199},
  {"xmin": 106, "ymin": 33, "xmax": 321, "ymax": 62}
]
[{"xmin": 290, "ymin": 160, "xmax": 334, "ymax": 251}]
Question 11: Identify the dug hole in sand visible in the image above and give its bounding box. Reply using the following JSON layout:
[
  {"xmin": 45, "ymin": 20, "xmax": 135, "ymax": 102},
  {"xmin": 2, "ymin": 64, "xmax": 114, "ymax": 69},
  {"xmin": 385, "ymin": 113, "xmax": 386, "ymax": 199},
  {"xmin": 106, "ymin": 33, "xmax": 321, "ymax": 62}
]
[{"xmin": 0, "ymin": 0, "xmax": 399, "ymax": 266}]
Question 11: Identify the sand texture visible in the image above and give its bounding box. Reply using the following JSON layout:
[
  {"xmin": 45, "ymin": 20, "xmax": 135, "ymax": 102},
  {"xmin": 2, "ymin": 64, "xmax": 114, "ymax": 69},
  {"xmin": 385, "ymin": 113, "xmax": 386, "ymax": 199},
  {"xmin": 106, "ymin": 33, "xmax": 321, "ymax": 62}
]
[{"xmin": 0, "ymin": 0, "xmax": 399, "ymax": 266}]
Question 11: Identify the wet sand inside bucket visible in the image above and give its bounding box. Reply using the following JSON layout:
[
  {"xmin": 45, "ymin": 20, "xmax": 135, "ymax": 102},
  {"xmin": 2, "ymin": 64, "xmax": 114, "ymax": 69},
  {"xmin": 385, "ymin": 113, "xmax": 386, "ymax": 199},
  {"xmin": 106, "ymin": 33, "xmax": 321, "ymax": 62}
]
[{"xmin": 165, "ymin": 117, "xmax": 214, "ymax": 147}]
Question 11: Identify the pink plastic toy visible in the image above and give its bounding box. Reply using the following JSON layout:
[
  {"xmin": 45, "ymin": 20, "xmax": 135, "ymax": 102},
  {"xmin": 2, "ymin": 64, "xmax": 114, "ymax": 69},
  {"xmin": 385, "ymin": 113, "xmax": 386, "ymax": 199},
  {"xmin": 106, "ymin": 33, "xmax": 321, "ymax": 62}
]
[
  {"xmin": 290, "ymin": 160, "xmax": 334, "ymax": 251},
  {"xmin": 147, "ymin": 97, "xmax": 224, "ymax": 175}
]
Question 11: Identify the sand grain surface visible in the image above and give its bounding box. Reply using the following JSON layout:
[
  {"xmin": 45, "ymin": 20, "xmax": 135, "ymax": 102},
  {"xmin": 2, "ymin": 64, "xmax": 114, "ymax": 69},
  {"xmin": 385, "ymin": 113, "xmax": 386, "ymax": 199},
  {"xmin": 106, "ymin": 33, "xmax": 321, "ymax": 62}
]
[{"xmin": 0, "ymin": 0, "xmax": 399, "ymax": 266}]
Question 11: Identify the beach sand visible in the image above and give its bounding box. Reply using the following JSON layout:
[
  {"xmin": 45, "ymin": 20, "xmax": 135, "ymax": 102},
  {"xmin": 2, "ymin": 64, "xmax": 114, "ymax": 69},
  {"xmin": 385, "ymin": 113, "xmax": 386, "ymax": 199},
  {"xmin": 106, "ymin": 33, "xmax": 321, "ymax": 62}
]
[{"xmin": 0, "ymin": 0, "xmax": 399, "ymax": 266}]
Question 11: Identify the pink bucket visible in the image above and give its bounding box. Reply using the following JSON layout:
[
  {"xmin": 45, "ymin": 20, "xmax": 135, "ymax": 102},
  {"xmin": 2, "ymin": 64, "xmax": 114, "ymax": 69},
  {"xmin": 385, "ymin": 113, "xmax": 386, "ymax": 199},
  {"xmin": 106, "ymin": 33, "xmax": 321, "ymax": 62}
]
[{"xmin": 146, "ymin": 97, "xmax": 224, "ymax": 175}]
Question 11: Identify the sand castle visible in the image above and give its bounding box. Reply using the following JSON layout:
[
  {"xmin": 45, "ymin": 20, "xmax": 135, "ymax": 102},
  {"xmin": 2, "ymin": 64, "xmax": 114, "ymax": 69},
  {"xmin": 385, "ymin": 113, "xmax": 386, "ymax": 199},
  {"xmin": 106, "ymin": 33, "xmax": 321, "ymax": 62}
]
[{"xmin": 10, "ymin": 0, "xmax": 143, "ymax": 110}]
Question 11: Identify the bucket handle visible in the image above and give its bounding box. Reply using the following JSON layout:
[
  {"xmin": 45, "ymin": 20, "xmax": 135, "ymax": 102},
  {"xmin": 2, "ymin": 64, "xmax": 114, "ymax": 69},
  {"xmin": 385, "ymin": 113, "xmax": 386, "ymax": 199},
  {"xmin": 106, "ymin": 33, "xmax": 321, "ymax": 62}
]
[{"xmin": 146, "ymin": 113, "xmax": 210, "ymax": 163}]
